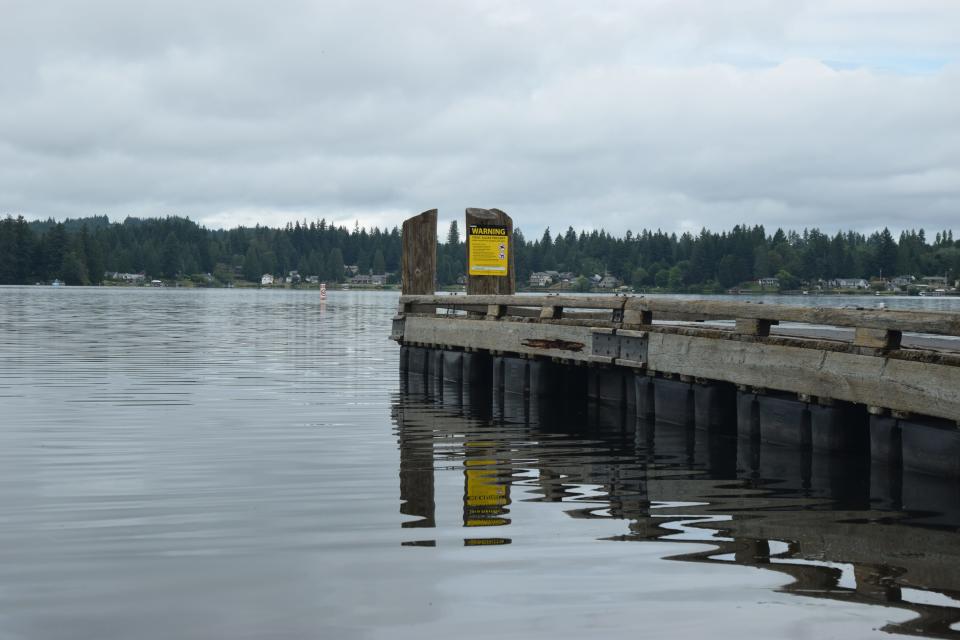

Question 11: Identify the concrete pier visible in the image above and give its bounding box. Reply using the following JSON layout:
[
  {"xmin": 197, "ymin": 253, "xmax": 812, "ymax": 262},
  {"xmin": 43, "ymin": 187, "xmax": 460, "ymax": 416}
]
[{"xmin": 393, "ymin": 289, "xmax": 960, "ymax": 481}]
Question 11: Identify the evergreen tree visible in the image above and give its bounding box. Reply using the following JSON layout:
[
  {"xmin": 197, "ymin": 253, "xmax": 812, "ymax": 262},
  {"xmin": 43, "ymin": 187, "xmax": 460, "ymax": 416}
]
[
  {"xmin": 326, "ymin": 248, "xmax": 344, "ymax": 282},
  {"xmin": 372, "ymin": 249, "xmax": 386, "ymax": 274},
  {"xmin": 242, "ymin": 246, "xmax": 262, "ymax": 282},
  {"xmin": 45, "ymin": 223, "xmax": 68, "ymax": 279},
  {"xmin": 446, "ymin": 220, "xmax": 460, "ymax": 245},
  {"xmin": 61, "ymin": 251, "xmax": 89, "ymax": 285},
  {"xmin": 82, "ymin": 225, "xmax": 105, "ymax": 284}
]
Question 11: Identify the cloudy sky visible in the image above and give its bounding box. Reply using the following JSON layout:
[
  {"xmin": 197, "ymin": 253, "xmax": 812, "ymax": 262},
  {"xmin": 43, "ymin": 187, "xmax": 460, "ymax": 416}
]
[{"xmin": 1, "ymin": 1, "xmax": 958, "ymax": 236}]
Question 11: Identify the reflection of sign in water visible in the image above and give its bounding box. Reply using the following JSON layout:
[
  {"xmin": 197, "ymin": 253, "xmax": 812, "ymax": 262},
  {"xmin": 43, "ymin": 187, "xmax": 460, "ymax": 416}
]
[
  {"xmin": 468, "ymin": 225, "xmax": 509, "ymax": 276},
  {"xmin": 463, "ymin": 447, "xmax": 510, "ymax": 529}
]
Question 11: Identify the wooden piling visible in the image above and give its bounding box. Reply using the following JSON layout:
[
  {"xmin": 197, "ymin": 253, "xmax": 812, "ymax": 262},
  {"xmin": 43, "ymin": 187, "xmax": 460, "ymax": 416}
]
[{"xmin": 401, "ymin": 209, "xmax": 437, "ymax": 295}]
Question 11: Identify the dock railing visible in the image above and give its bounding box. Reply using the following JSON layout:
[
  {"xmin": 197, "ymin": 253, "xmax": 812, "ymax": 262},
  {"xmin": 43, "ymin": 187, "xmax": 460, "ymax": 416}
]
[{"xmin": 398, "ymin": 293, "xmax": 960, "ymax": 348}]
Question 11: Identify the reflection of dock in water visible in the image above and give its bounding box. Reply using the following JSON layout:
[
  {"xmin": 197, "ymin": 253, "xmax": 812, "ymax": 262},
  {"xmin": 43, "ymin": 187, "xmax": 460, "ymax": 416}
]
[{"xmin": 393, "ymin": 371, "xmax": 960, "ymax": 638}]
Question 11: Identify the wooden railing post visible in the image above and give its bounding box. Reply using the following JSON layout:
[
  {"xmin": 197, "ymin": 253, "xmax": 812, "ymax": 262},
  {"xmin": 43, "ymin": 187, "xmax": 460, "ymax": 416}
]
[
  {"xmin": 854, "ymin": 328, "xmax": 902, "ymax": 349},
  {"xmin": 735, "ymin": 318, "xmax": 777, "ymax": 337},
  {"xmin": 465, "ymin": 208, "xmax": 515, "ymax": 295},
  {"xmin": 401, "ymin": 209, "xmax": 437, "ymax": 296}
]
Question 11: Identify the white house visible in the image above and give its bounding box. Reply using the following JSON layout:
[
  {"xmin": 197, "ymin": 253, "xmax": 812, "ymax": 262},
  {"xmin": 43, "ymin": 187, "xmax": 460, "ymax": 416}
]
[
  {"xmin": 598, "ymin": 275, "xmax": 621, "ymax": 289},
  {"xmin": 832, "ymin": 278, "xmax": 868, "ymax": 289},
  {"xmin": 348, "ymin": 273, "xmax": 388, "ymax": 286},
  {"xmin": 105, "ymin": 271, "xmax": 146, "ymax": 282},
  {"xmin": 261, "ymin": 274, "xmax": 274, "ymax": 286},
  {"xmin": 757, "ymin": 277, "xmax": 779, "ymax": 288},
  {"xmin": 528, "ymin": 272, "xmax": 553, "ymax": 287}
]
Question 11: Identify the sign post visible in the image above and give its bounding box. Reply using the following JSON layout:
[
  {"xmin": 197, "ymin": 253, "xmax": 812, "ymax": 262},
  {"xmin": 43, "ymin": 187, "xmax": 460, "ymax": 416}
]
[{"xmin": 465, "ymin": 208, "xmax": 514, "ymax": 295}]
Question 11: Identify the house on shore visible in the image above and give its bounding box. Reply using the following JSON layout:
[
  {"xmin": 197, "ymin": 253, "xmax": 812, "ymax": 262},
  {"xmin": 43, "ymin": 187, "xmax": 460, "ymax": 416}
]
[
  {"xmin": 890, "ymin": 275, "xmax": 915, "ymax": 290},
  {"xmin": 598, "ymin": 275, "xmax": 621, "ymax": 289},
  {"xmin": 349, "ymin": 273, "xmax": 388, "ymax": 286},
  {"xmin": 261, "ymin": 274, "xmax": 274, "ymax": 286},
  {"xmin": 528, "ymin": 272, "xmax": 553, "ymax": 287},
  {"xmin": 105, "ymin": 271, "xmax": 146, "ymax": 283},
  {"xmin": 831, "ymin": 277, "xmax": 869, "ymax": 289}
]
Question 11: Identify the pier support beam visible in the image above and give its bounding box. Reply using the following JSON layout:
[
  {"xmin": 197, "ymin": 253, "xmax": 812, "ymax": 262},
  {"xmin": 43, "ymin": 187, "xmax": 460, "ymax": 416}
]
[
  {"xmin": 693, "ymin": 382, "xmax": 736, "ymax": 434},
  {"xmin": 736, "ymin": 390, "xmax": 760, "ymax": 441},
  {"xmin": 901, "ymin": 418, "xmax": 960, "ymax": 478},
  {"xmin": 459, "ymin": 352, "xmax": 492, "ymax": 417},
  {"xmin": 653, "ymin": 377, "xmax": 694, "ymax": 427},
  {"xmin": 869, "ymin": 415, "xmax": 902, "ymax": 467},
  {"xmin": 757, "ymin": 395, "xmax": 811, "ymax": 448},
  {"xmin": 588, "ymin": 367, "xmax": 627, "ymax": 406},
  {"xmin": 441, "ymin": 350, "xmax": 462, "ymax": 384},
  {"xmin": 408, "ymin": 346, "xmax": 430, "ymax": 377},
  {"xmin": 634, "ymin": 375, "xmax": 655, "ymax": 420},
  {"xmin": 462, "ymin": 352, "xmax": 491, "ymax": 387},
  {"xmin": 869, "ymin": 414, "xmax": 903, "ymax": 509},
  {"xmin": 399, "ymin": 345, "xmax": 410, "ymax": 373},
  {"xmin": 809, "ymin": 401, "xmax": 869, "ymax": 453},
  {"xmin": 502, "ymin": 357, "xmax": 529, "ymax": 396}
]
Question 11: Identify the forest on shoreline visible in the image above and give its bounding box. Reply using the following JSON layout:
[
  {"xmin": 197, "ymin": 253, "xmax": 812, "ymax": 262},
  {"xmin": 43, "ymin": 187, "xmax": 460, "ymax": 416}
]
[{"xmin": 1, "ymin": 214, "xmax": 957, "ymax": 292}]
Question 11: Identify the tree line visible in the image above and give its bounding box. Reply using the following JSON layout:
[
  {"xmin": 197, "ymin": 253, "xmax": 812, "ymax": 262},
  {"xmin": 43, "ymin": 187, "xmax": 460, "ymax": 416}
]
[{"xmin": 0, "ymin": 214, "xmax": 957, "ymax": 290}]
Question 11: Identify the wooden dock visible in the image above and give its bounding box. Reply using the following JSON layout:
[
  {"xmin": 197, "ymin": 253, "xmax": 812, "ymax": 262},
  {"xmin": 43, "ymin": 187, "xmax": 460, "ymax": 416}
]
[{"xmin": 392, "ymin": 209, "xmax": 960, "ymax": 478}]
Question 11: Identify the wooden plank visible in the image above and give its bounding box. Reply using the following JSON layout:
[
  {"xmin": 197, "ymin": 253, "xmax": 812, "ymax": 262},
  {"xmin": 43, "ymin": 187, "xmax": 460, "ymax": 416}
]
[
  {"xmin": 735, "ymin": 318, "xmax": 777, "ymax": 337},
  {"xmin": 540, "ymin": 305, "xmax": 563, "ymax": 320},
  {"xmin": 399, "ymin": 294, "xmax": 960, "ymax": 337},
  {"xmin": 465, "ymin": 208, "xmax": 515, "ymax": 295},
  {"xmin": 854, "ymin": 327, "xmax": 902, "ymax": 349},
  {"xmin": 401, "ymin": 209, "xmax": 437, "ymax": 295},
  {"xmin": 402, "ymin": 316, "xmax": 597, "ymax": 362},
  {"xmin": 400, "ymin": 294, "xmax": 626, "ymax": 310},
  {"xmin": 622, "ymin": 308, "xmax": 653, "ymax": 325},
  {"xmin": 624, "ymin": 297, "xmax": 960, "ymax": 337},
  {"xmin": 644, "ymin": 332, "xmax": 960, "ymax": 421},
  {"xmin": 486, "ymin": 304, "xmax": 506, "ymax": 319}
]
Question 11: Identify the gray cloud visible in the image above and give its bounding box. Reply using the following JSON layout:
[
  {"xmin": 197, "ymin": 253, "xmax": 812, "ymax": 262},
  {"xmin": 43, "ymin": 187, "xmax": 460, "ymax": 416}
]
[{"xmin": 1, "ymin": 0, "xmax": 958, "ymax": 236}]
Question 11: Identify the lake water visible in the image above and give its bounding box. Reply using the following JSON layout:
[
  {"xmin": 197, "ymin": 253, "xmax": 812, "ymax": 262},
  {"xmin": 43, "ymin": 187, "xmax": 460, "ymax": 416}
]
[{"xmin": 2, "ymin": 286, "xmax": 960, "ymax": 639}]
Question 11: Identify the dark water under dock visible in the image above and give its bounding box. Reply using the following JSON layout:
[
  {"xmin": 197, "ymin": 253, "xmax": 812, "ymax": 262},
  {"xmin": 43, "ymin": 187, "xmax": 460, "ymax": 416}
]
[{"xmin": 2, "ymin": 287, "xmax": 960, "ymax": 639}]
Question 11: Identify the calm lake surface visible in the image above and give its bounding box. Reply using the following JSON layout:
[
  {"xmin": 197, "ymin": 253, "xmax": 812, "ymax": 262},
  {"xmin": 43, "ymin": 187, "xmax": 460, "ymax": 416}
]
[{"xmin": 2, "ymin": 286, "xmax": 960, "ymax": 639}]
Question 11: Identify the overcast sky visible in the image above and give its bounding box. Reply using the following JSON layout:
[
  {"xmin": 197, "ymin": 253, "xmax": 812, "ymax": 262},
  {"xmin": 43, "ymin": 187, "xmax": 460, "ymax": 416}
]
[{"xmin": 1, "ymin": 1, "xmax": 958, "ymax": 237}]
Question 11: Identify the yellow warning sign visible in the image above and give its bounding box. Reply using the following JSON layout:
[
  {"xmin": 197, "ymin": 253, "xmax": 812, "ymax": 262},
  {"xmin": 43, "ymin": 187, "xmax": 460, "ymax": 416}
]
[{"xmin": 468, "ymin": 225, "xmax": 509, "ymax": 276}]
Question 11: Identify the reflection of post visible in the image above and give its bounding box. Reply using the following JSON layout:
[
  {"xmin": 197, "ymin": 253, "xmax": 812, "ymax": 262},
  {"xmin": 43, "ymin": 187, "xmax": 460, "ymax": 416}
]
[
  {"xmin": 466, "ymin": 208, "xmax": 515, "ymax": 295},
  {"xmin": 463, "ymin": 442, "xmax": 511, "ymax": 545},
  {"xmin": 393, "ymin": 402, "xmax": 436, "ymax": 529},
  {"xmin": 402, "ymin": 209, "xmax": 437, "ymax": 295}
]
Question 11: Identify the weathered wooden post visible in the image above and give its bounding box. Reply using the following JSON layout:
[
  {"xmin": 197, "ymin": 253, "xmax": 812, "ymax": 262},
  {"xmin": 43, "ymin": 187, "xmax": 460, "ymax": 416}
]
[
  {"xmin": 465, "ymin": 208, "xmax": 515, "ymax": 296},
  {"xmin": 401, "ymin": 209, "xmax": 437, "ymax": 295}
]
